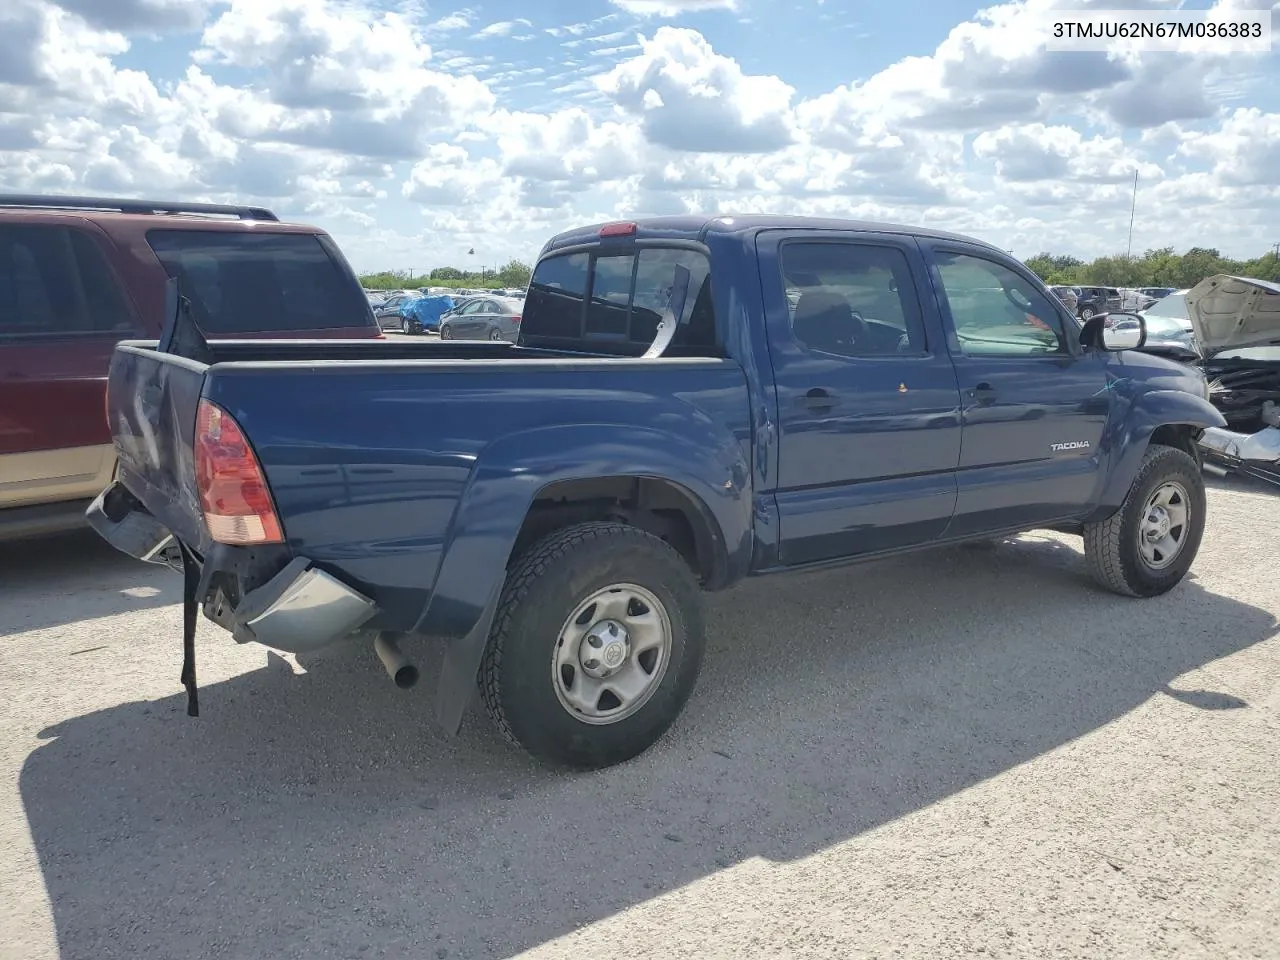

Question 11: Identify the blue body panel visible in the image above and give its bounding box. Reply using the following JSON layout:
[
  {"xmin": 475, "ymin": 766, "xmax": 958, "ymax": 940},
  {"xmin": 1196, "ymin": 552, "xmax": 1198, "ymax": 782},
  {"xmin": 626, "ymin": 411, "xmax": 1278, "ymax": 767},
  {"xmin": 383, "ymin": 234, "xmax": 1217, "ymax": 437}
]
[
  {"xmin": 104, "ymin": 216, "xmax": 1227, "ymax": 718},
  {"xmin": 199, "ymin": 357, "xmax": 753, "ymax": 633}
]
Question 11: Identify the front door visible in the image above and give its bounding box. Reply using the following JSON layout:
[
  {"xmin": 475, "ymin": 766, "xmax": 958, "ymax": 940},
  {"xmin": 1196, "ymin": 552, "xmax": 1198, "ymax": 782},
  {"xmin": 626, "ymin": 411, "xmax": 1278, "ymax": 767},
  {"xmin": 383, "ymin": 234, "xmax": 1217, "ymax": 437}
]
[
  {"xmin": 0, "ymin": 222, "xmax": 141, "ymax": 509},
  {"xmin": 920, "ymin": 242, "xmax": 1113, "ymax": 537},
  {"xmin": 761, "ymin": 231, "xmax": 964, "ymax": 565}
]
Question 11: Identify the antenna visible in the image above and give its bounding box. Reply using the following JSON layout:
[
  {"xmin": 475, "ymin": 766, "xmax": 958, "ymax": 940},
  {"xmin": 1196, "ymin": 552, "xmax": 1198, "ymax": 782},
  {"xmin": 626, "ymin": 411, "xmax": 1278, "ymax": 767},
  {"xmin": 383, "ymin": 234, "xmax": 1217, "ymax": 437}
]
[{"xmin": 1125, "ymin": 169, "xmax": 1138, "ymax": 261}]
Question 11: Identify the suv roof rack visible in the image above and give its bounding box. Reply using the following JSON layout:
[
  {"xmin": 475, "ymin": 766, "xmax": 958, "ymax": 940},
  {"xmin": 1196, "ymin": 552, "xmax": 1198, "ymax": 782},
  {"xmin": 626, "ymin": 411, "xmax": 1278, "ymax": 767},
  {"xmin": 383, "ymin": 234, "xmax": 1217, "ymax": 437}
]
[{"xmin": 0, "ymin": 193, "xmax": 279, "ymax": 222}]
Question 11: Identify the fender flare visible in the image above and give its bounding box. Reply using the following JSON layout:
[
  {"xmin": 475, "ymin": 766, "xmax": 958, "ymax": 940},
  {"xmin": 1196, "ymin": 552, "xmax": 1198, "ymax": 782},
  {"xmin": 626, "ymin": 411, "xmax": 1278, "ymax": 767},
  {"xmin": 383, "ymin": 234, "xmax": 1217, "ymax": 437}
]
[
  {"xmin": 420, "ymin": 421, "xmax": 752, "ymax": 733},
  {"xmin": 1093, "ymin": 388, "xmax": 1226, "ymax": 514}
]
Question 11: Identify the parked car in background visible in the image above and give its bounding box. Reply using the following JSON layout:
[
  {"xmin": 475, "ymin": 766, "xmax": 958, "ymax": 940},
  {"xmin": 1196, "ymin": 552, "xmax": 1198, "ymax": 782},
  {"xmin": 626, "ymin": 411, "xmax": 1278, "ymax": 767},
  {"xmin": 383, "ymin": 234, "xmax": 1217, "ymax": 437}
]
[
  {"xmin": 399, "ymin": 292, "xmax": 456, "ymax": 334},
  {"xmin": 373, "ymin": 292, "xmax": 417, "ymax": 330},
  {"xmin": 1135, "ymin": 290, "xmax": 1196, "ymax": 354},
  {"xmin": 0, "ymin": 193, "xmax": 381, "ymax": 542},
  {"xmin": 1049, "ymin": 285, "xmax": 1079, "ymax": 314},
  {"xmin": 439, "ymin": 295, "xmax": 523, "ymax": 341},
  {"xmin": 1076, "ymin": 286, "xmax": 1122, "ymax": 319},
  {"xmin": 1138, "ymin": 287, "xmax": 1177, "ymax": 302},
  {"xmin": 90, "ymin": 214, "xmax": 1223, "ymax": 770}
]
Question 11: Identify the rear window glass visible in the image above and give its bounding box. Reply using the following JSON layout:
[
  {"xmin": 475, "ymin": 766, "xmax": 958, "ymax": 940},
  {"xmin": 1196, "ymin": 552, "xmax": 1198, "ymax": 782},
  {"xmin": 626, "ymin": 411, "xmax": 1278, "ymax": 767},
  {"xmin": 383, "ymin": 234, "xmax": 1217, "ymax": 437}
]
[
  {"xmin": 146, "ymin": 230, "xmax": 370, "ymax": 334},
  {"xmin": 521, "ymin": 247, "xmax": 717, "ymax": 356}
]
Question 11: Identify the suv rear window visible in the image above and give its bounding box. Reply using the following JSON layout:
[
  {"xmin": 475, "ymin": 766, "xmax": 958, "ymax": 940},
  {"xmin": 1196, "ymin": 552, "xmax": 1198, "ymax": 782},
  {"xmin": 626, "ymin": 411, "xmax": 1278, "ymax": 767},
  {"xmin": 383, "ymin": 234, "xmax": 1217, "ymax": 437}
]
[
  {"xmin": 146, "ymin": 230, "xmax": 370, "ymax": 334},
  {"xmin": 521, "ymin": 247, "xmax": 718, "ymax": 356}
]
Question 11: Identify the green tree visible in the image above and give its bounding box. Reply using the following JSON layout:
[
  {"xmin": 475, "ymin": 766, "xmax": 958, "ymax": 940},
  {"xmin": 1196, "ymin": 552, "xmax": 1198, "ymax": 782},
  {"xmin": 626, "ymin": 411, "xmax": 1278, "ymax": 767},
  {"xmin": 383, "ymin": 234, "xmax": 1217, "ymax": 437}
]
[
  {"xmin": 497, "ymin": 259, "xmax": 532, "ymax": 288},
  {"xmin": 430, "ymin": 266, "xmax": 464, "ymax": 280}
]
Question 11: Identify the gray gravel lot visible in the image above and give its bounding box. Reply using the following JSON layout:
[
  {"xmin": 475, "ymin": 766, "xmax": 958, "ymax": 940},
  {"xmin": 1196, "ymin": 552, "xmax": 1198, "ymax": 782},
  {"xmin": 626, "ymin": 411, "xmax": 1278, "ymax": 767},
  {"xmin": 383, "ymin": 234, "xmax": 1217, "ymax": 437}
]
[{"xmin": 1, "ymin": 479, "xmax": 1278, "ymax": 960}]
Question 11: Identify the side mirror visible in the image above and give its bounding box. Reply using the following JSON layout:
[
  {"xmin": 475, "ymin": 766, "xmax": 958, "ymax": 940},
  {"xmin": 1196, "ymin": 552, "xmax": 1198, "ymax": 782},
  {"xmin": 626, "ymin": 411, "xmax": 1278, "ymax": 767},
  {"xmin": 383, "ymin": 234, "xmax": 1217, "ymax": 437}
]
[{"xmin": 1080, "ymin": 312, "xmax": 1146, "ymax": 352}]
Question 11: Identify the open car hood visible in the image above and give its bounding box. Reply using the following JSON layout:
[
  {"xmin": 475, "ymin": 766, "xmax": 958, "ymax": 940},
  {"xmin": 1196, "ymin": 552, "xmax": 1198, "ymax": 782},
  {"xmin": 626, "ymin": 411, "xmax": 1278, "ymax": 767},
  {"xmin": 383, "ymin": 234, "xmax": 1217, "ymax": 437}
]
[{"xmin": 1185, "ymin": 274, "xmax": 1280, "ymax": 357}]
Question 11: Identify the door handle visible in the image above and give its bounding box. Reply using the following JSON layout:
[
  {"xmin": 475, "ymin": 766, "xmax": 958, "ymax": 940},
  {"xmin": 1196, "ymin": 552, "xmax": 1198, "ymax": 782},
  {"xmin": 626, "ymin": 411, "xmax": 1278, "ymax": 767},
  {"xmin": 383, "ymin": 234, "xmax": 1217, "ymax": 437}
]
[
  {"xmin": 800, "ymin": 388, "xmax": 837, "ymax": 412},
  {"xmin": 969, "ymin": 382, "xmax": 997, "ymax": 406}
]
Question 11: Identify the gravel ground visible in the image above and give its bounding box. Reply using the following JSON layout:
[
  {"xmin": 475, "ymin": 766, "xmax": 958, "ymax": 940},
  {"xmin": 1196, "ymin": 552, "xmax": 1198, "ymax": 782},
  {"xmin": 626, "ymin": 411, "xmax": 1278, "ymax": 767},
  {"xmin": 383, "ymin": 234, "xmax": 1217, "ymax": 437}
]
[{"xmin": 1, "ymin": 479, "xmax": 1278, "ymax": 960}]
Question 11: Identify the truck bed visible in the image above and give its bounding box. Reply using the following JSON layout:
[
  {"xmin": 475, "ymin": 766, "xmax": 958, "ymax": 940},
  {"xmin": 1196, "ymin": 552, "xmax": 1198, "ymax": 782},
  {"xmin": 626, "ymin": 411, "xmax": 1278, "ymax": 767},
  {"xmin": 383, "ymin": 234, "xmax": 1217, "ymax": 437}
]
[{"xmin": 106, "ymin": 340, "xmax": 753, "ymax": 635}]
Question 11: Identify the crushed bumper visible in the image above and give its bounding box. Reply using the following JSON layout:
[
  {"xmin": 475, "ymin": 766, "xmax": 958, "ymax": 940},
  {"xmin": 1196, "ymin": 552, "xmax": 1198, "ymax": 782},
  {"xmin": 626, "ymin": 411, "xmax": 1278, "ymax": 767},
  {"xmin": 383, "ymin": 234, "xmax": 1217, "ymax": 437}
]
[
  {"xmin": 1198, "ymin": 401, "xmax": 1280, "ymax": 486},
  {"xmin": 225, "ymin": 556, "xmax": 378, "ymax": 654},
  {"xmin": 87, "ymin": 482, "xmax": 380, "ymax": 653}
]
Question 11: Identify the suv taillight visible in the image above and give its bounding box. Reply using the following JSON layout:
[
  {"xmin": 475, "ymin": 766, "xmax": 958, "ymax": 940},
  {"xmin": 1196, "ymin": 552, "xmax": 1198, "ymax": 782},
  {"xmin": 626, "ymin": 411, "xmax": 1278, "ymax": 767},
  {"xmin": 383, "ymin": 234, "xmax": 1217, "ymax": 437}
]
[
  {"xmin": 194, "ymin": 399, "xmax": 283, "ymax": 545},
  {"xmin": 511, "ymin": 315, "xmax": 521, "ymax": 324}
]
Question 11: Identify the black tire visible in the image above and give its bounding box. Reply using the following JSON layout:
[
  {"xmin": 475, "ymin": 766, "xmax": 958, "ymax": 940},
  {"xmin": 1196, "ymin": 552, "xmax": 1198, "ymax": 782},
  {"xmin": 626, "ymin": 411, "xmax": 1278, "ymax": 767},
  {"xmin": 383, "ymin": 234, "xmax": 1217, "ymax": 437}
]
[
  {"xmin": 488, "ymin": 328, "xmax": 503, "ymax": 341},
  {"xmin": 1080, "ymin": 306, "xmax": 1096, "ymax": 320},
  {"xmin": 1083, "ymin": 444, "xmax": 1206, "ymax": 598},
  {"xmin": 479, "ymin": 521, "xmax": 706, "ymax": 770},
  {"xmin": 440, "ymin": 325, "xmax": 451, "ymax": 340},
  {"xmin": 407, "ymin": 319, "xmax": 423, "ymax": 335}
]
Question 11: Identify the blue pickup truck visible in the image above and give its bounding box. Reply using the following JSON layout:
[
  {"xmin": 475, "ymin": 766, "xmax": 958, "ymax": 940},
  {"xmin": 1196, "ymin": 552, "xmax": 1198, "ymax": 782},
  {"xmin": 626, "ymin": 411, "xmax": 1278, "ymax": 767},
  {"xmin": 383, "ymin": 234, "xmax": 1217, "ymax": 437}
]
[{"xmin": 88, "ymin": 215, "xmax": 1225, "ymax": 770}]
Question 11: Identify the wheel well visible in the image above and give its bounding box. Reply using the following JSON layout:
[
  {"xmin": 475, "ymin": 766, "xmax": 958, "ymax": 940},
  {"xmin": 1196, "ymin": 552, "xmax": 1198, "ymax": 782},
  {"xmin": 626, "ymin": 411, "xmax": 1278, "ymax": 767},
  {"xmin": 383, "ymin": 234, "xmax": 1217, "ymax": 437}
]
[
  {"xmin": 1149, "ymin": 424, "xmax": 1202, "ymax": 465},
  {"xmin": 509, "ymin": 476, "xmax": 722, "ymax": 586}
]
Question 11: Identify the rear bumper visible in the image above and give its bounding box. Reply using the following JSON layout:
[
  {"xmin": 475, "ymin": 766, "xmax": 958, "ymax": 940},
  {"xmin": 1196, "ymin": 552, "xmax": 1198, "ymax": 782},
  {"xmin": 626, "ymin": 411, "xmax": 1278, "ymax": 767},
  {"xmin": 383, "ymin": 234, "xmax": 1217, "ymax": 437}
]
[
  {"xmin": 86, "ymin": 482, "xmax": 380, "ymax": 653},
  {"xmin": 224, "ymin": 556, "xmax": 378, "ymax": 653}
]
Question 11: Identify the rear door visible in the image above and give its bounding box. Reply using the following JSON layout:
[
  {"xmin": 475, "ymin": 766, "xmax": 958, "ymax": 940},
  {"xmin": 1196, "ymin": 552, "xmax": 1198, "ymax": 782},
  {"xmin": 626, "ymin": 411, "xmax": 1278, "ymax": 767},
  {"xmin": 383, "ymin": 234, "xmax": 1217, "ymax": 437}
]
[
  {"xmin": 0, "ymin": 222, "xmax": 143, "ymax": 509},
  {"xmin": 919, "ymin": 241, "xmax": 1112, "ymax": 536},
  {"xmin": 760, "ymin": 230, "xmax": 963, "ymax": 564}
]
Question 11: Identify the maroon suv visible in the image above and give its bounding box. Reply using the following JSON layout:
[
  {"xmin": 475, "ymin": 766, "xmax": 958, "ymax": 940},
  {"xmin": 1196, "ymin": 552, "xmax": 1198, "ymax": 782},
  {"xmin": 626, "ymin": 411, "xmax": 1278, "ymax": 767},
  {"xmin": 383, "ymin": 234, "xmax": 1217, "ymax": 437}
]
[{"xmin": 0, "ymin": 194, "xmax": 380, "ymax": 541}]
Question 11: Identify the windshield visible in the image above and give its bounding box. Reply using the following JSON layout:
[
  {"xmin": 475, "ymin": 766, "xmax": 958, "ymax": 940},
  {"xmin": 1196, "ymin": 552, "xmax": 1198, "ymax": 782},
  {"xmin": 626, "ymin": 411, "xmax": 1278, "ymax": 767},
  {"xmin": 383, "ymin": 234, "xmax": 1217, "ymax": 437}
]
[
  {"xmin": 146, "ymin": 230, "xmax": 372, "ymax": 334},
  {"xmin": 1144, "ymin": 293, "xmax": 1188, "ymax": 321}
]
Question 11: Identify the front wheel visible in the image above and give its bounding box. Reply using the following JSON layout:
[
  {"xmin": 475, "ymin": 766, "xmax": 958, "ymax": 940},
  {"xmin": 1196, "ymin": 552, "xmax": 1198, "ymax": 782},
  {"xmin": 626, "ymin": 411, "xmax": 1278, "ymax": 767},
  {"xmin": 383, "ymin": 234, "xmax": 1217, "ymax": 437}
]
[
  {"xmin": 1084, "ymin": 444, "xmax": 1206, "ymax": 597},
  {"xmin": 479, "ymin": 521, "xmax": 706, "ymax": 769},
  {"xmin": 440, "ymin": 325, "xmax": 451, "ymax": 340},
  {"xmin": 488, "ymin": 328, "xmax": 503, "ymax": 341},
  {"xmin": 1080, "ymin": 306, "xmax": 1096, "ymax": 321}
]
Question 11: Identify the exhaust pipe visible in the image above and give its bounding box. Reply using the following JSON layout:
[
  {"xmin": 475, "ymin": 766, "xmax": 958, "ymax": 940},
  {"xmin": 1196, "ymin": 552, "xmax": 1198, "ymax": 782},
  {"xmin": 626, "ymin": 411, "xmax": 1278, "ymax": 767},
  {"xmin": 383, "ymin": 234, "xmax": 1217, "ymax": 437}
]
[
  {"xmin": 1202, "ymin": 462, "xmax": 1228, "ymax": 477},
  {"xmin": 374, "ymin": 632, "xmax": 420, "ymax": 689}
]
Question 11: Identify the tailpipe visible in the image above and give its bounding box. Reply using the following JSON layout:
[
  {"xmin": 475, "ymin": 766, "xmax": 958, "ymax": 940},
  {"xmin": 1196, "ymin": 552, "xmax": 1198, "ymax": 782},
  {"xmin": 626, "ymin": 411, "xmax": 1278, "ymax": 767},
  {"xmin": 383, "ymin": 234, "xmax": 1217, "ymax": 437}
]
[{"xmin": 374, "ymin": 632, "xmax": 420, "ymax": 689}]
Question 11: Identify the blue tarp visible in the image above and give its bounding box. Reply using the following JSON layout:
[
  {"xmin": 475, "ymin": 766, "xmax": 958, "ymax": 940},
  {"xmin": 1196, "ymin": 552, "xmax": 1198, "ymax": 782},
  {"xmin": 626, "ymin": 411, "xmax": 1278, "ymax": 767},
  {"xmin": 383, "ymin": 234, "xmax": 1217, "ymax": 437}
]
[{"xmin": 400, "ymin": 294, "xmax": 455, "ymax": 330}]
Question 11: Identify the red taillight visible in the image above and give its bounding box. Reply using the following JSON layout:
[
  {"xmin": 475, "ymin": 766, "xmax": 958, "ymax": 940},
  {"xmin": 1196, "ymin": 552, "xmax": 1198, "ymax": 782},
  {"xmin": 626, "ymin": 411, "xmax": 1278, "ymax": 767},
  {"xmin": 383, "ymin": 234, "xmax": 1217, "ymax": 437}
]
[
  {"xmin": 194, "ymin": 399, "xmax": 283, "ymax": 545},
  {"xmin": 511, "ymin": 315, "xmax": 521, "ymax": 324},
  {"xmin": 599, "ymin": 221, "xmax": 636, "ymax": 237}
]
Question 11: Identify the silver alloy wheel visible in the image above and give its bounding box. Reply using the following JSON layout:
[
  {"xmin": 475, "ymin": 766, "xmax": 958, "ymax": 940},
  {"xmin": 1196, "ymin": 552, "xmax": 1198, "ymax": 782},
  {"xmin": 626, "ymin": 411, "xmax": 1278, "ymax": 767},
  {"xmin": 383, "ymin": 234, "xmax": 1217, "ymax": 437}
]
[
  {"xmin": 551, "ymin": 582, "xmax": 672, "ymax": 725},
  {"xmin": 1139, "ymin": 480, "xmax": 1190, "ymax": 570},
  {"xmin": 489, "ymin": 328, "xmax": 503, "ymax": 341}
]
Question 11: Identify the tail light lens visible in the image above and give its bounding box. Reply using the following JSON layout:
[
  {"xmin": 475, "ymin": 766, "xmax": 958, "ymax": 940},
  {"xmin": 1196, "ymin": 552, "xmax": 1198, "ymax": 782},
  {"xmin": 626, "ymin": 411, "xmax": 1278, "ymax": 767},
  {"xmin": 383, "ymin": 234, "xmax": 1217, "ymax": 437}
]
[
  {"xmin": 194, "ymin": 399, "xmax": 284, "ymax": 545},
  {"xmin": 511, "ymin": 315, "xmax": 521, "ymax": 324}
]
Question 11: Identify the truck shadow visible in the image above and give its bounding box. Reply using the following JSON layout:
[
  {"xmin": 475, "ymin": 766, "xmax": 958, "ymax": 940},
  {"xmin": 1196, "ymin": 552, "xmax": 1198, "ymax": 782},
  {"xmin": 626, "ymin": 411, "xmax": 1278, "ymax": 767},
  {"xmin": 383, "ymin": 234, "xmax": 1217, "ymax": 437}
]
[
  {"xmin": 18, "ymin": 535, "xmax": 1277, "ymax": 960},
  {"xmin": 0, "ymin": 531, "xmax": 178, "ymax": 637}
]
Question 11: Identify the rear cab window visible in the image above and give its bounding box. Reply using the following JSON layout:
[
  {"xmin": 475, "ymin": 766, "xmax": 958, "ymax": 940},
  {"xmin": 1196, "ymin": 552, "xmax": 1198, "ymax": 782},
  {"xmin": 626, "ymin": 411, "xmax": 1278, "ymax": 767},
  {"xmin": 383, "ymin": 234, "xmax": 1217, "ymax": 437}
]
[
  {"xmin": 521, "ymin": 246, "xmax": 718, "ymax": 357},
  {"xmin": 145, "ymin": 230, "xmax": 371, "ymax": 334}
]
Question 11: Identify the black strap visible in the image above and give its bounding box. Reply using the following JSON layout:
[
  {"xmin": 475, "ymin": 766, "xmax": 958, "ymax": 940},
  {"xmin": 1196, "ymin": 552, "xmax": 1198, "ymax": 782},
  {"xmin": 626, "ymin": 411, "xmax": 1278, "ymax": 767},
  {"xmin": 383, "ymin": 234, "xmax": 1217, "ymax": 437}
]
[{"xmin": 179, "ymin": 541, "xmax": 201, "ymax": 717}]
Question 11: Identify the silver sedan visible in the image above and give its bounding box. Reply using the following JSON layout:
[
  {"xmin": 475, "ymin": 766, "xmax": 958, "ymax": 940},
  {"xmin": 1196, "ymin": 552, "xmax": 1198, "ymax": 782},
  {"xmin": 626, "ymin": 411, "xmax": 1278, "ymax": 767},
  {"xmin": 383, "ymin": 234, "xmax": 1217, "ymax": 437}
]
[{"xmin": 438, "ymin": 296, "xmax": 523, "ymax": 342}]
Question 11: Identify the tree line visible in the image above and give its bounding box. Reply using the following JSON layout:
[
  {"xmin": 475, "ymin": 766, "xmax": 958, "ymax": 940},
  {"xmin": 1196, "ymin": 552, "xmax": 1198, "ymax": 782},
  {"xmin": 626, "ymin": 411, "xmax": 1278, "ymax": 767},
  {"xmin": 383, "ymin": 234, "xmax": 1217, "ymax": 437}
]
[
  {"xmin": 1024, "ymin": 247, "xmax": 1280, "ymax": 289},
  {"xmin": 359, "ymin": 259, "xmax": 533, "ymax": 291}
]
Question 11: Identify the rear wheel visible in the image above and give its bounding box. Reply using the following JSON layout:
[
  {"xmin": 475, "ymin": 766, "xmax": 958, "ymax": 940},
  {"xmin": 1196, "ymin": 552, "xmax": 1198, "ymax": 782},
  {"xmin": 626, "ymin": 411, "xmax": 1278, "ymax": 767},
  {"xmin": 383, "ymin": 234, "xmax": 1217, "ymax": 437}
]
[
  {"xmin": 440, "ymin": 325, "xmax": 451, "ymax": 340},
  {"xmin": 1080, "ymin": 306, "xmax": 1096, "ymax": 320},
  {"xmin": 488, "ymin": 328, "xmax": 503, "ymax": 341},
  {"xmin": 1084, "ymin": 444, "xmax": 1206, "ymax": 597},
  {"xmin": 480, "ymin": 521, "xmax": 706, "ymax": 769}
]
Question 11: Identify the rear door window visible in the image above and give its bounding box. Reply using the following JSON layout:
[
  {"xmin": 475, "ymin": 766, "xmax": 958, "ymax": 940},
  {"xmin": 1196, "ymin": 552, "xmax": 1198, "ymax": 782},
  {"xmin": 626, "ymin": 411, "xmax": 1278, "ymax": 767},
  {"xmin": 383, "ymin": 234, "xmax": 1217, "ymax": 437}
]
[
  {"xmin": 522, "ymin": 247, "xmax": 717, "ymax": 356},
  {"xmin": 0, "ymin": 224, "xmax": 137, "ymax": 339},
  {"xmin": 146, "ymin": 230, "xmax": 370, "ymax": 334}
]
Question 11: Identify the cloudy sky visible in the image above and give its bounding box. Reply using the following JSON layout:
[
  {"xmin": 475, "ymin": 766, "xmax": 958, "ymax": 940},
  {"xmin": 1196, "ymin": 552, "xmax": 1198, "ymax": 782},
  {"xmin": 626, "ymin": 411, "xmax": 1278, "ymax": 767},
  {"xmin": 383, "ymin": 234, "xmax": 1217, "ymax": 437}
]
[{"xmin": 2, "ymin": 0, "xmax": 1278, "ymax": 273}]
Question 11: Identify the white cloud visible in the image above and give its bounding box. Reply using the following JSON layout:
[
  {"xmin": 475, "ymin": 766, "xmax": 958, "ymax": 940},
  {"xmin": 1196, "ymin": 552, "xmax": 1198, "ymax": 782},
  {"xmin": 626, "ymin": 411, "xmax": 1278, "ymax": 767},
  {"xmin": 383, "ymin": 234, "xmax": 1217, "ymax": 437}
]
[
  {"xmin": 610, "ymin": 0, "xmax": 739, "ymax": 14},
  {"xmin": 471, "ymin": 18, "xmax": 532, "ymax": 39},
  {"xmin": 3, "ymin": 0, "xmax": 1280, "ymax": 270},
  {"xmin": 597, "ymin": 27, "xmax": 796, "ymax": 152}
]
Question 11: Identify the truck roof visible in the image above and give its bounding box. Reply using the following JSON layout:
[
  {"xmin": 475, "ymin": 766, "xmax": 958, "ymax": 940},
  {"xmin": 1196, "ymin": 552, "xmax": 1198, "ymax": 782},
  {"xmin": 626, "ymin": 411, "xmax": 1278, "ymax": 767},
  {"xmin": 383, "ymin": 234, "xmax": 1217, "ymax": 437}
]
[{"xmin": 540, "ymin": 214, "xmax": 1006, "ymax": 257}]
